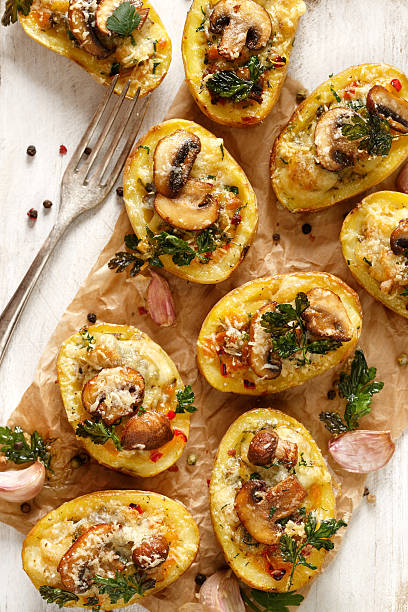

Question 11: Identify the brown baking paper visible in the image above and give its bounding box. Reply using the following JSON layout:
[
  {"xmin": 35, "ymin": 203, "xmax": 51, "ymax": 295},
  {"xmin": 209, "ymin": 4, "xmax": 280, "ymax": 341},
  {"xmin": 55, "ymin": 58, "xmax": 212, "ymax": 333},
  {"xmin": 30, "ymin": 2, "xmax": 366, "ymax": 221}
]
[{"xmin": 1, "ymin": 78, "xmax": 408, "ymax": 611}]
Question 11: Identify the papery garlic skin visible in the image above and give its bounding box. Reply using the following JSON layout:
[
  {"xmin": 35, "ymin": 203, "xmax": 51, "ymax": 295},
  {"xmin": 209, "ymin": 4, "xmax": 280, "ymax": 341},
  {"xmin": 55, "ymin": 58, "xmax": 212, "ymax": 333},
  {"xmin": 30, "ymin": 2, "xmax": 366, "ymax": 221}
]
[{"xmin": 0, "ymin": 460, "xmax": 45, "ymax": 502}]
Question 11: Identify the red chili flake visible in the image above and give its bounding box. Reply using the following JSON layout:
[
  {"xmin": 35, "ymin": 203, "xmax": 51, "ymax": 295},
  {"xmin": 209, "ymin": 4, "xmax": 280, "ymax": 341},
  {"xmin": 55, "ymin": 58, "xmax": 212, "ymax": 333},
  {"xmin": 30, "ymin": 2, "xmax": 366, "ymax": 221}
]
[
  {"xmin": 231, "ymin": 212, "xmax": 241, "ymax": 226},
  {"xmin": 206, "ymin": 479, "xmax": 210, "ymax": 486},
  {"xmin": 168, "ymin": 464, "xmax": 179, "ymax": 472},
  {"xmin": 243, "ymin": 379, "xmax": 256, "ymax": 389},
  {"xmin": 129, "ymin": 503, "xmax": 143, "ymax": 514},
  {"xmin": 344, "ymin": 88, "xmax": 355, "ymax": 100},
  {"xmin": 27, "ymin": 208, "xmax": 38, "ymax": 220},
  {"xmin": 167, "ymin": 410, "xmax": 176, "ymax": 420},
  {"xmin": 269, "ymin": 568, "xmax": 286, "ymax": 581},
  {"xmin": 150, "ymin": 451, "xmax": 163, "ymax": 463},
  {"xmin": 205, "ymin": 252, "xmax": 212, "ymax": 259},
  {"xmin": 272, "ymin": 56, "xmax": 286, "ymax": 68},
  {"xmin": 221, "ymin": 362, "xmax": 228, "ymax": 377},
  {"xmin": 59, "ymin": 144, "xmax": 67, "ymax": 155},
  {"xmin": 227, "ymin": 449, "xmax": 236, "ymax": 457},
  {"xmin": 391, "ymin": 78, "xmax": 402, "ymax": 92},
  {"xmin": 173, "ymin": 429, "xmax": 187, "ymax": 442},
  {"xmin": 138, "ymin": 306, "xmax": 147, "ymax": 315}
]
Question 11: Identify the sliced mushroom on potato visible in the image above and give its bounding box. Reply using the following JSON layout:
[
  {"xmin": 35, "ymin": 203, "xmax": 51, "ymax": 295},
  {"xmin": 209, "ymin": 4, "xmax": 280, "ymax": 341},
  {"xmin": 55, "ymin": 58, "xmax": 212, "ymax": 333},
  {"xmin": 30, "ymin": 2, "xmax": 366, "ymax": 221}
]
[
  {"xmin": 154, "ymin": 130, "xmax": 202, "ymax": 198},
  {"xmin": 58, "ymin": 524, "xmax": 123, "ymax": 593},
  {"xmin": 209, "ymin": 0, "xmax": 272, "ymax": 61},
  {"xmin": 82, "ymin": 366, "xmax": 145, "ymax": 426},
  {"xmin": 234, "ymin": 475, "xmax": 307, "ymax": 545},
  {"xmin": 249, "ymin": 303, "xmax": 282, "ymax": 379},
  {"xmin": 68, "ymin": 0, "xmax": 112, "ymax": 58},
  {"xmin": 247, "ymin": 429, "xmax": 298, "ymax": 467},
  {"xmin": 121, "ymin": 410, "xmax": 173, "ymax": 450},
  {"xmin": 366, "ymin": 85, "xmax": 408, "ymax": 134},
  {"xmin": 154, "ymin": 179, "xmax": 219, "ymax": 231},
  {"xmin": 132, "ymin": 535, "xmax": 169, "ymax": 569},
  {"xmin": 390, "ymin": 218, "xmax": 408, "ymax": 255},
  {"xmin": 96, "ymin": 0, "xmax": 149, "ymax": 36},
  {"xmin": 301, "ymin": 288, "xmax": 353, "ymax": 342},
  {"xmin": 314, "ymin": 107, "xmax": 364, "ymax": 172}
]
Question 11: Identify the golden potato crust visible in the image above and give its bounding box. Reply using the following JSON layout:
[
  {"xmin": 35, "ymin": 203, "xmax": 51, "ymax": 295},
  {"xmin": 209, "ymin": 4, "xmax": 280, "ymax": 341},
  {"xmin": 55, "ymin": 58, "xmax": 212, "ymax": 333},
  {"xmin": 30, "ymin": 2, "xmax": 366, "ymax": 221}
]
[
  {"xmin": 22, "ymin": 490, "xmax": 200, "ymax": 609},
  {"xmin": 271, "ymin": 63, "xmax": 408, "ymax": 212},
  {"xmin": 123, "ymin": 118, "xmax": 258, "ymax": 284},
  {"xmin": 209, "ymin": 409, "xmax": 336, "ymax": 591},
  {"xmin": 197, "ymin": 272, "xmax": 362, "ymax": 394},
  {"xmin": 341, "ymin": 190, "xmax": 408, "ymax": 319},
  {"xmin": 19, "ymin": 0, "xmax": 171, "ymax": 99},
  {"xmin": 57, "ymin": 323, "xmax": 190, "ymax": 477},
  {"xmin": 182, "ymin": 0, "xmax": 306, "ymax": 127}
]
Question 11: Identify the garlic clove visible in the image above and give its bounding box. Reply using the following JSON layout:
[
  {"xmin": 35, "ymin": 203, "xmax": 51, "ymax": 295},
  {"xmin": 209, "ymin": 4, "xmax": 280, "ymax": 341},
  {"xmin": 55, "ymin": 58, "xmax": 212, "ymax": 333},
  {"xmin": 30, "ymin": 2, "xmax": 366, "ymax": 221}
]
[
  {"xmin": 147, "ymin": 271, "xmax": 176, "ymax": 327},
  {"xmin": 200, "ymin": 570, "xmax": 245, "ymax": 612},
  {"xmin": 328, "ymin": 430, "xmax": 395, "ymax": 473},
  {"xmin": 0, "ymin": 460, "xmax": 45, "ymax": 502}
]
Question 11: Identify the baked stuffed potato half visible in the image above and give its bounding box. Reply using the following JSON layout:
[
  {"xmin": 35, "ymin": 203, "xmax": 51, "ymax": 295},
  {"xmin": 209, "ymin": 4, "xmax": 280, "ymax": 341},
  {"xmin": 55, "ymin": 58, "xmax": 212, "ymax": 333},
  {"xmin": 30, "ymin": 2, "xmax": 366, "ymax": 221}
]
[
  {"xmin": 341, "ymin": 190, "xmax": 408, "ymax": 318},
  {"xmin": 22, "ymin": 490, "xmax": 199, "ymax": 609},
  {"xmin": 182, "ymin": 0, "xmax": 306, "ymax": 127},
  {"xmin": 209, "ymin": 409, "xmax": 340, "ymax": 591},
  {"xmin": 12, "ymin": 0, "xmax": 171, "ymax": 98},
  {"xmin": 57, "ymin": 323, "xmax": 191, "ymax": 477},
  {"xmin": 123, "ymin": 118, "xmax": 258, "ymax": 283},
  {"xmin": 197, "ymin": 272, "xmax": 362, "ymax": 394},
  {"xmin": 271, "ymin": 63, "xmax": 408, "ymax": 212}
]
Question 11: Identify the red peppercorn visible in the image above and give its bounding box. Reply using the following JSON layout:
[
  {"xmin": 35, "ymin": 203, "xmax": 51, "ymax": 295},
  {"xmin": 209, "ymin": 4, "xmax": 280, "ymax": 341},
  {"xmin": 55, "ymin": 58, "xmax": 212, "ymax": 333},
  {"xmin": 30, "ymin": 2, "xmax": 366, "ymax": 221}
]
[
  {"xmin": 173, "ymin": 429, "xmax": 187, "ymax": 442},
  {"xmin": 231, "ymin": 212, "xmax": 241, "ymax": 225},
  {"xmin": 391, "ymin": 78, "xmax": 402, "ymax": 92},
  {"xmin": 168, "ymin": 464, "xmax": 179, "ymax": 472},
  {"xmin": 27, "ymin": 208, "xmax": 38, "ymax": 220},
  {"xmin": 129, "ymin": 503, "xmax": 143, "ymax": 514},
  {"xmin": 59, "ymin": 144, "xmax": 68, "ymax": 155},
  {"xmin": 150, "ymin": 451, "xmax": 163, "ymax": 463},
  {"xmin": 138, "ymin": 306, "xmax": 147, "ymax": 315},
  {"xmin": 269, "ymin": 568, "xmax": 286, "ymax": 581},
  {"xmin": 227, "ymin": 449, "xmax": 236, "ymax": 457},
  {"xmin": 167, "ymin": 410, "xmax": 176, "ymax": 420}
]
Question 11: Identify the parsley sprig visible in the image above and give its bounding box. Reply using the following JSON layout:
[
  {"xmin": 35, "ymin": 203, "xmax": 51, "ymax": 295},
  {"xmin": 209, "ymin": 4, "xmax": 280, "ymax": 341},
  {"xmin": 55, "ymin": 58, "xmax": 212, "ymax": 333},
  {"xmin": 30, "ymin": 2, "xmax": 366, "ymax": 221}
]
[
  {"xmin": 93, "ymin": 571, "xmax": 155, "ymax": 603},
  {"xmin": 106, "ymin": 2, "xmax": 141, "ymax": 36},
  {"xmin": 241, "ymin": 589, "xmax": 304, "ymax": 612},
  {"xmin": 320, "ymin": 349, "xmax": 384, "ymax": 434},
  {"xmin": 176, "ymin": 385, "xmax": 196, "ymax": 413},
  {"xmin": 206, "ymin": 56, "xmax": 265, "ymax": 103},
  {"xmin": 260, "ymin": 292, "xmax": 342, "ymax": 365},
  {"xmin": 280, "ymin": 512, "xmax": 347, "ymax": 589},
  {"xmin": 1, "ymin": 0, "xmax": 32, "ymax": 25},
  {"xmin": 0, "ymin": 426, "xmax": 53, "ymax": 469},
  {"xmin": 39, "ymin": 586, "xmax": 78, "ymax": 607},
  {"xmin": 341, "ymin": 109, "xmax": 393, "ymax": 157},
  {"xmin": 76, "ymin": 420, "xmax": 122, "ymax": 451}
]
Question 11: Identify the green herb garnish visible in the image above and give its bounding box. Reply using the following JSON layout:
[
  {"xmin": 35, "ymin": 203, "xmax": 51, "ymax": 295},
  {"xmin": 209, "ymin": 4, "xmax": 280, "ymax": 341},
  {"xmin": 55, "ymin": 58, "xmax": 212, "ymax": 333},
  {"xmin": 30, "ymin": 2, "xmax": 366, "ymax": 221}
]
[
  {"xmin": 1, "ymin": 0, "xmax": 32, "ymax": 25},
  {"xmin": 109, "ymin": 62, "xmax": 121, "ymax": 76},
  {"xmin": 341, "ymin": 110, "xmax": 393, "ymax": 157},
  {"xmin": 206, "ymin": 56, "xmax": 265, "ymax": 103},
  {"xmin": 176, "ymin": 385, "xmax": 197, "ymax": 413},
  {"xmin": 39, "ymin": 586, "xmax": 78, "ymax": 608},
  {"xmin": 80, "ymin": 327, "xmax": 96, "ymax": 352},
  {"xmin": 76, "ymin": 420, "xmax": 122, "ymax": 451},
  {"xmin": 220, "ymin": 143, "xmax": 224, "ymax": 159},
  {"xmin": 106, "ymin": 2, "xmax": 141, "ymax": 36},
  {"xmin": 330, "ymin": 85, "xmax": 341, "ymax": 103},
  {"xmin": 319, "ymin": 349, "xmax": 384, "ymax": 434},
  {"xmin": 241, "ymin": 589, "xmax": 304, "ymax": 611},
  {"xmin": 152, "ymin": 61, "xmax": 160, "ymax": 74},
  {"xmin": 280, "ymin": 512, "xmax": 346, "ymax": 589},
  {"xmin": 137, "ymin": 145, "xmax": 150, "ymax": 154},
  {"xmin": 93, "ymin": 571, "xmax": 155, "ymax": 603},
  {"xmin": 0, "ymin": 426, "xmax": 53, "ymax": 468},
  {"xmin": 196, "ymin": 6, "xmax": 206, "ymax": 31},
  {"xmin": 362, "ymin": 256, "xmax": 372, "ymax": 266},
  {"xmin": 224, "ymin": 185, "xmax": 239, "ymax": 194}
]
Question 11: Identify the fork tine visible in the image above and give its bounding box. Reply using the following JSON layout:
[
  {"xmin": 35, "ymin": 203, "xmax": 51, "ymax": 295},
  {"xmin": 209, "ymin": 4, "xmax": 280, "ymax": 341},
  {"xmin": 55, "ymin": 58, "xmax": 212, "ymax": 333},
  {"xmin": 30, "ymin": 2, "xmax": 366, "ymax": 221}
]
[
  {"xmin": 63, "ymin": 75, "xmax": 119, "ymax": 177},
  {"xmin": 101, "ymin": 93, "xmax": 150, "ymax": 192},
  {"xmin": 92, "ymin": 87, "xmax": 142, "ymax": 186},
  {"xmin": 83, "ymin": 80, "xmax": 131, "ymax": 184}
]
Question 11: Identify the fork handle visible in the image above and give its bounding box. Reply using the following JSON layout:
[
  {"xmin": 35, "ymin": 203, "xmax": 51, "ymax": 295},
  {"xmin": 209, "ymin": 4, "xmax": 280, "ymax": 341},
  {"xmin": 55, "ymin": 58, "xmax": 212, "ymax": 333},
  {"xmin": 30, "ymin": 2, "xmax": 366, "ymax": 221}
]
[{"xmin": 0, "ymin": 223, "xmax": 65, "ymax": 366}]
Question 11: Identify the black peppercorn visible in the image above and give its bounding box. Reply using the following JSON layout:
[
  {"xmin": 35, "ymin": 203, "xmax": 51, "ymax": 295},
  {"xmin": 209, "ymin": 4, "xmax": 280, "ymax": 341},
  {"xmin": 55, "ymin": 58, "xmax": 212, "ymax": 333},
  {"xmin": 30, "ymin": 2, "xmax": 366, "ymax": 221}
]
[
  {"xmin": 87, "ymin": 312, "xmax": 97, "ymax": 324},
  {"xmin": 195, "ymin": 573, "xmax": 206, "ymax": 586},
  {"xmin": 145, "ymin": 183, "xmax": 155, "ymax": 193},
  {"xmin": 84, "ymin": 147, "xmax": 92, "ymax": 155},
  {"xmin": 273, "ymin": 233, "xmax": 280, "ymax": 242},
  {"xmin": 27, "ymin": 208, "xmax": 38, "ymax": 220},
  {"xmin": 14, "ymin": 441, "xmax": 24, "ymax": 450},
  {"xmin": 26, "ymin": 145, "xmax": 36, "ymax": 157},
  {"xmin": 20, "ymin": 502, "xmax": 31, "ymax": 513},
  {"xmin": 43, "ymin": 200, "xmax": 53, "ymax": 209},
  {"xmin": 327, "ymin": 389, "xmax": 336, "ymax": 400},
  {"xmin": 116, "ymin": 186, "xmax": 124, "ymax": 197},
  {"xmin": 302, "ymin": 223, "xmax": 312, "ymax": 235}
]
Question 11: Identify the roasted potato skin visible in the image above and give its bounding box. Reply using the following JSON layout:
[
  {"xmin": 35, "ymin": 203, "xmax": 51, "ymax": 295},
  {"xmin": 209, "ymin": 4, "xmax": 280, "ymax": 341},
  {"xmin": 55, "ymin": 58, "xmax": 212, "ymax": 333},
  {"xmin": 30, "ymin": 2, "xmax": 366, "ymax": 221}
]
[
  {"xmin": 182, "ymin": 0, "xmax": 306, "ymax": 127},
  {"xmin": 197, "ymin": 272, "xmax": 362, "ymax": 394},
  {"xmin": 22, "ymin": 490, "xmax": 200, "ymax": 609},
  {"xmin": 57, "ymin": 323, "xmax": 189, "ymax": 477},
  {"xmin": 271, "ymin": 63, "xmax": 408, "ymax": 212},
  {"xmin": 123, "ymin": 118, "xmax": 258, "ymax": 283},
  {"xmin": 19, "ymin": 0, "xmax": 171, "ymax": 99},
  {"xmin": 341, "ymin": 191, "xmax": 408, "ymax": 319},
  {"xmin": 209, "ymin": 409, "xmax": 336, "ymax": 591}
]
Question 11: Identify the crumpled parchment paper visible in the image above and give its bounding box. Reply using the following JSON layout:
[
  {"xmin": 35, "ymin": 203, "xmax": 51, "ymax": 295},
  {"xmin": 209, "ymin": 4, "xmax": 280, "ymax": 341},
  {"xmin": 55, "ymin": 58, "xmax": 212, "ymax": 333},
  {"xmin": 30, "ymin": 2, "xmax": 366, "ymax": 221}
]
[{"xmin": 1, "ymin": 78, "xmax": 408, "ymax": 611}]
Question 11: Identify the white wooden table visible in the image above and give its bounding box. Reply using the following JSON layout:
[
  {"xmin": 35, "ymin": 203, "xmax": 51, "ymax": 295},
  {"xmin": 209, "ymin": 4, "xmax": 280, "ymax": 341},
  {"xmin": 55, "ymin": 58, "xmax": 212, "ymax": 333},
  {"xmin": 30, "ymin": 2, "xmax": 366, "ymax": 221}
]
[{"xmin": 1, "ymin": 1, "xmax": 408, "ymax": 610}]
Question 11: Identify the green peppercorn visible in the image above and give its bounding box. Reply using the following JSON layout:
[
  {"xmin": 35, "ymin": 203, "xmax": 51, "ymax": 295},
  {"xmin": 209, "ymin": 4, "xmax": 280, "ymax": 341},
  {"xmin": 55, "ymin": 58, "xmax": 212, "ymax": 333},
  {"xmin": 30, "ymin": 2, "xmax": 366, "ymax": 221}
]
[
  {"xmin": 397, "ymin": 353, "xmax": 408, "ymax": 366},
  {"xmin": 187, "ymin": 453, "xmax": 197, "ymax": 466}
]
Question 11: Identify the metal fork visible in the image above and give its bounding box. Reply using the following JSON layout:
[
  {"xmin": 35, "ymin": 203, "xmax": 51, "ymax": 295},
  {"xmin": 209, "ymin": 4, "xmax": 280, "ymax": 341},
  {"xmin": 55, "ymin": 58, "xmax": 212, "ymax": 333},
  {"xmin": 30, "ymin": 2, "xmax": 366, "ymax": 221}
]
[{"xmin": 0, "ymin": 75, "xmax": 149, "ymax": 366}]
